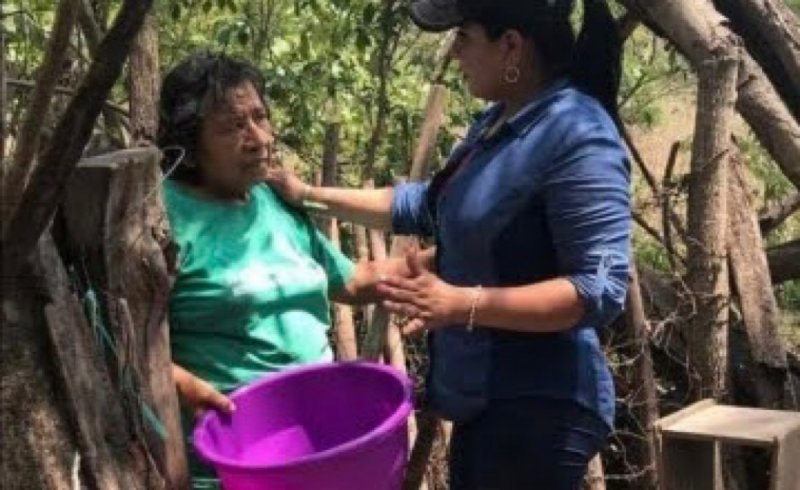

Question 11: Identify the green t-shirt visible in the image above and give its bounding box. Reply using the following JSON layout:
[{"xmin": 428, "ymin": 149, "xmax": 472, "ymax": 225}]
[{"xmin": 164, "ymin": 180, "xmax": 355, "ymax": 394}]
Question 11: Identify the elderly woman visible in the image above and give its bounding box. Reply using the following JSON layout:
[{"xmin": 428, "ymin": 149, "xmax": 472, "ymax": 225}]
[
  {"xmin": 158, "ymin": 52, "xmax": 417, "ymax": 489},
  {"xmin": 266, "ymin": 0, "xmax": 632, "ymax": 488}
]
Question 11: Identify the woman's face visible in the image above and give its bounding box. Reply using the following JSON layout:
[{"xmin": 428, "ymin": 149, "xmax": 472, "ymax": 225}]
[
  {"xmin": 451, "ymin": 22, "xmax": 511, "ymax": 101},
  {"xmin": 195, "ymin": 81, "xmax": 274, "ymax": 199}
]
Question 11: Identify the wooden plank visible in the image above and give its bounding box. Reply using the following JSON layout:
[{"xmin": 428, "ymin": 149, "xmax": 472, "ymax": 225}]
[
  {"xmin": 771, "ymin": 427, "xmax": 800, "ymax": 490},
  {"xmin": 655, "ymin": 399, "xmax": 718, "ymax": 430},
  {"xmin": 660, "ymin": 438, "xmax": 719, "ymax": 490},
  {"xmin": 662, "ymin": 405, "xmax": 800, "ymax": 447}
]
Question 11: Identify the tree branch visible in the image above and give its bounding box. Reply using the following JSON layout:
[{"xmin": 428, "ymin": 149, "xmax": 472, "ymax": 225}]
[
  {"xmin": 759, "ymin": 192, "xmax": 800, "ymax": 235},
  {"xmin": 712, "ymin": 0, "xmax": 800, "ymax": 121},
  {"xmin": 77, "ymin": 0, "xmax": 103, "ymax": 52},
  {"xmin": 618, "ymin": 0, "xmax": 800, "ymax": 191},
  {"xmin": 1, "ymin": 28, "xmax": 7, "ymax": 161},
  {"xmin": 767, "ymin": 239, "xmax": 800, "ymax": 284},
  {"xmin": 662, "ymin": 141, "xmax": 682, "ymax": 271},
  {"xmin": 6, "ymin": 78, "xmax": 129, "ymax": 117},
  {"xmin": 1, "ymin": 0, "xmax": 155, "ymax": 277},
  {"xmin": 76, "ymin": 0, "xmax": 128, "ymax": 146},
  {"xmin": 2, "ymin": 0, "xmax": 79, "ymax": 225}
]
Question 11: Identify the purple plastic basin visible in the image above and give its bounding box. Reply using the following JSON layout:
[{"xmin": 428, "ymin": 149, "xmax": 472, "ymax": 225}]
[{"xmin": 193, "ymin": 362, "xmax": 413, "ymax": 490}]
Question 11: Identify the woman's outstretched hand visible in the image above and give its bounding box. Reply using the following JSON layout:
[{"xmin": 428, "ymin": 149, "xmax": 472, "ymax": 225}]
[
  {"xmin": 378, "ymin": 248, "xmax": 471, "ymax": 336},
  {"xmin": 172, "ymin": 364, "xmax": 236, "ymax": 419},
  {"xmin": 263, "ymin": 167, "xmax": 308, "ymax": 207}
]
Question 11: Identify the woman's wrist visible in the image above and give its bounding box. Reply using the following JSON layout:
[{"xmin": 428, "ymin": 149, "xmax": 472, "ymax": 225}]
[
  {"xmin": 465, "ymin": 285, "xmax": 483, "ymax": 331},
  {"xmin": 301, "ymin": 183, "xmax": 314, "ymax": 203},
  {"xmin": 301, "ymin": 185, "xmax": 330, "ymax": 211}
]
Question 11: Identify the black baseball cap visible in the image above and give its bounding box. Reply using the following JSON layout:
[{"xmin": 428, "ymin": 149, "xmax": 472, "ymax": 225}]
[{"xmin": 408, "ymin": 0, "xmax": 571, "ymax": 32}]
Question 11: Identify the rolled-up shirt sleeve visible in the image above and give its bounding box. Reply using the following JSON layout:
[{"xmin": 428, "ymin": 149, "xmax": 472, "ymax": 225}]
[
  {"xmin": 391, "ymin": 182, "xmax": 434, "ymax": 237},
  {"xmin": 542, "ymin": 126, "xmax": 631, "ymax": 328}
]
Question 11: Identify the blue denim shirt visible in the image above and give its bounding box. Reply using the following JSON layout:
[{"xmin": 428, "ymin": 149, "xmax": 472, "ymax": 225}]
[{"xmin": 391, "ymin": 80, "xmax": 630, "ymax": 428}]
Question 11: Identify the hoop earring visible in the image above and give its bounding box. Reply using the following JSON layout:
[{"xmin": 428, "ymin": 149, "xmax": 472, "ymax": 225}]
[{"xmin": 503, "ymin": 65, "xmax": 520, "ymax": 84}]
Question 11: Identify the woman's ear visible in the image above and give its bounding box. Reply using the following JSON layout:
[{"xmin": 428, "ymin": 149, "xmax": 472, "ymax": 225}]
[{"xmin": 502, "ymin": 29, "xmax": 526, "ymax": 66}]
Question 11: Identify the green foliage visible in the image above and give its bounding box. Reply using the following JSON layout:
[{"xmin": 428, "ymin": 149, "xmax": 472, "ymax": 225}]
[
  {"xmin": 736, "ymin": 132, "xmax": 800, "ymax": 250},
  {"xmin": 619, "ymin": 29, "xmax": 692, "ymax": 128},
  {"xmin": 777, "ymin": 281, "xmax": 800, "ymax": 311},
  {"xmin": 158, "ymin": 0, "xmax": 475, "ymax": 185},
  {"xmin": 737, "ymin": 133, "xmax": 794, "ymax": 205},
  {"xmin": 633, "ymin": 231, "xmax": 672, "ymax": 274}
]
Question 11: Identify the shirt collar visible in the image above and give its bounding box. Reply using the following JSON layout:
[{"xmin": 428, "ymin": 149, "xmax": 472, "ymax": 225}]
[{"xmin": 502, "ymin": 77, "xmax": 571, "ymax": 138}]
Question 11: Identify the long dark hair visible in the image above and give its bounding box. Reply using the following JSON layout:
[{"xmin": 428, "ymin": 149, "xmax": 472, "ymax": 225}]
[
  {"xmin": 474, "ymin": 0, "xmax": 622, "ymax": 123},
  {"xmin": 158, "ymin": 52, "xmax": 269, "ymax": 183},
  {"xmin": 424, "ymin": 0, "xmax": 622, "ymax": 225}
]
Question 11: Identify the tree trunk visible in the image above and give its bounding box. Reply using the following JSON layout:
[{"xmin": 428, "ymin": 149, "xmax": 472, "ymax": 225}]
[
  {"xmin": 403, "ymin": 411, "xmax": 439, "ymax": 490},
  {"xmin": 727, "ymin": 154, "xmax": 793, "ymax": 411},
  {"xmin": 1, "ymin": 27, "xmax": 7, "ymax": 160},
  {"xmin": 101, "ymin": 149, "xmax": 188, "ymax": 486},
  {"xmin": 727, "ymin": 154, "xmax": 788, "ymax": 370},
  {"xmin": 129, "ymin": 11, "xmax": 158, "ymax": 144},
  {"xmin": 619, "ymin": 0, "xmax": 800, "ymax": 191},
  {"xmin": 712, "ymin": 0, "xmax": 800, "ymax": 120},
  {"xmin": 1, "ymin": 0, "xmax": 156, "ymax": 278},
  {"xmin": 621, "ymin": 266, "xmax": 660, "ymax": 490},
  {"xmin": 60, "ymin": 148, "xmax": 189, "ymax": 488},
  {"xmin": 1, "ymin": 259, "xmax": 80, "ymax": 489},
  {"xmin": 362, "ymin": 0, "xmax": 397, "ymax": 178},
  {"xmin": 330, "ymin": 219, "xmax": 359, "ymax": 361},
  {"xmin": 1, "ymin": 227, "xmax": 167, "ymax": 489},
  {"xmin": 2, "ymin": 0, "xmax": 79, "ymax": 226},
  {"xmin": 321, "ymin": 122, "xmax": 359, "ymax": 361},
  {"xmin": 685, "ymin": 51, "xmax": 738, "ymax": 402}
]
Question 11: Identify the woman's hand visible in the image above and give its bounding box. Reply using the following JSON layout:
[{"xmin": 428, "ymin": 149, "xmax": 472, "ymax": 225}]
[
  {"xmin": 172, "ymin": 364, "xmax": 236, "ymax": 419},
  {"xmin": 377, "ymin": 249, "xmax": 472, "ymax": 336},
  {"xmin": 263, "ymin": 167, "xmax": 308, "ymax": 207}
]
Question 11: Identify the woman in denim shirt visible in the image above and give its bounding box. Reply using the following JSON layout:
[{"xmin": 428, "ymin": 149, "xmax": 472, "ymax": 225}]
[{"xmin": 268, "ymin": 0, "xmax": 630, "ymax": 488}]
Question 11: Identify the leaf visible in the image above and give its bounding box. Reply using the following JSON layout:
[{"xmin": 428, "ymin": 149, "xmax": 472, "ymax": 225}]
[
  {"xmin": 363, "ymin": 3, "xmax": 377, "ymax": 24},
  {"xmin": 355, "ymin": 28, "xmax": 370, "ymax": 51},
  {"xmin": 170, "ymin": 2, "xmax": 182, "ymax": 20},
  {"xmin": 237, "ymin": 27, "xmax": 250, "ymax": 46}
]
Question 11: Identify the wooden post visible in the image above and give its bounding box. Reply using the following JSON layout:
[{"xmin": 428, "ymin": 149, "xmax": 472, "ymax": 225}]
[
  {"xmin": 61, "ymin": 148, "xmax": 188, "ymax": 488},
  {"xmin": 621, "ymin": 266, "xmax": 660, "ymax": 489},
  {"xmin": 321, "ymin": 121, "xmax": 359, "ymax": 361},
  {"xmin": 685, "ymin": 50, "xmax": 740, "ymax": 490},
  {"xmin": 685, "ymin": 52, "xmax": 739, "ymax": 401},
  {"xmin": 361, "ymin": 85, "xmax": 448, "ymax": 361}
]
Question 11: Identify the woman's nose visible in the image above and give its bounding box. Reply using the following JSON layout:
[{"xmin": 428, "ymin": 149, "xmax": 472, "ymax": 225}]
[{"xmin": 245, "ymin": 120, "xmax": 274, "ymax": 149}]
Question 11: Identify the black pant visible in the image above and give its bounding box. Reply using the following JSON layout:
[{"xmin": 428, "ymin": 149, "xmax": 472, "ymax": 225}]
[{"xmin": 449, "ymin": 397, "xmax": 611, "ymax": 490}]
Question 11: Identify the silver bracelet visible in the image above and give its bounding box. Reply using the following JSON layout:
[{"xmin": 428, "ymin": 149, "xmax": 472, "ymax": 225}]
[{"xmin": 466, "ymin": 285, "xmax": 482, "ymax": 332}]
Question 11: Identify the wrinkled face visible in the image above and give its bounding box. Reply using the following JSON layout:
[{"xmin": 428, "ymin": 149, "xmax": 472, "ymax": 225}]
[
  {"xmin": 451, "ymin": 22, "xmax": 508, "ymax": 101},
  {"xmin": 196, "ymin": 82, "xmax": 274, "ymax": 199}
]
